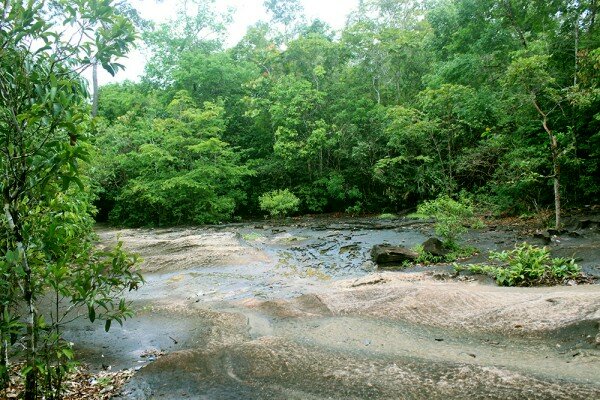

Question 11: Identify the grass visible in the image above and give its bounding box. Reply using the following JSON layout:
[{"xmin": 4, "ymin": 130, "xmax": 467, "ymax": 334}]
[
  {"xmin": 242, "ymin": 232, "xmax": 265, "ymax": 241},
  {"xmin": 377, "ymin": 213, "xmax": 398, "ymax": 220},
  {"xmin": 412, "ymin": 244, "xmax": 478, "ymax": 265},
  {"xmin": 406, "ymin": 212, "xmax": 429, "ymax": 219}
]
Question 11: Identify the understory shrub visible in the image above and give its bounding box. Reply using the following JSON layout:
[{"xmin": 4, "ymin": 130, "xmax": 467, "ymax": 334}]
[
  {"xmin": 416, "ymin": 194, "xmax": 483, "ymax": 249},
  {"xmin": 455, "ymin": 243, "xmax": 581, "ymax": 286},
  {"xmin": 259, "ymin": 189, "xmax": 300, "ymax": 218}
]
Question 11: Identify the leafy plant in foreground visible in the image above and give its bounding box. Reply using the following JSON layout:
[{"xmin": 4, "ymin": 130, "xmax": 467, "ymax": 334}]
[
  {"xmin": 455, "ymin": 243, "xmax": 581, "ymax": 286},
  {"xmin": 1, "ymin": 2, "xmax": 141, "ymax": 398}
]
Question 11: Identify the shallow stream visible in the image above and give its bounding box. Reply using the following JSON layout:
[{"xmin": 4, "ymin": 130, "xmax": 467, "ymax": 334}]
[{"xmin": 63, "ymin": 217, "xmax": 600, "ymax": 399}]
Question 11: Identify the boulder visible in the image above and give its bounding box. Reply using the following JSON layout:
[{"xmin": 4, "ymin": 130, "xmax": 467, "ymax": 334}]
[
  {"xmin": 534, "ymin": 229, "xmax": 572, "ymax": 244},
  {"xmin": 546, "ymin": 228, "xmax": 568, "ymax": 236},
  {"xmin": 576, "ymin": 219, "xmax": 600, "ymax": 232},
  {"xmin": 370, "ymin": 245, "xmax": 417, "ymax": 265},
  {"xmin": 533, "ymin": 230, "xmax": 551, "ymax": 245},
  {"xmin": 422, "ymin": 238, "xmax": 449, "ymax": 257}
]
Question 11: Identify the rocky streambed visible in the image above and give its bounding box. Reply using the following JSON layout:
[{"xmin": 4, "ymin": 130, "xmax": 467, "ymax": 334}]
[{"xmin": 63, "ymin": 216, "xmax": 600, "ymax": 399}]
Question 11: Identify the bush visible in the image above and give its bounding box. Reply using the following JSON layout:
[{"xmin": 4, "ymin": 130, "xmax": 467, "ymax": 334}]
[
  {"xmin": 345, "ymin": 202, "xmax": 363, "ymax": 216},
  {"xmin": 259, "ymin": 189, "xmax": 300, "ymax": 218},
  {"xmin": 417, "ymin": 194, "xmax": 481, "ymax": 249},
  {"xmin": 455, "ymin": 243, "xmax": 581, "ymax": 286}
]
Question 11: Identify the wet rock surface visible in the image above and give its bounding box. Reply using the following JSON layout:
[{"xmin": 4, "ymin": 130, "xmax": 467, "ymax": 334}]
[
  {"xmin": 370, "ymin": 244, "xmax": 417, "ymax": 266},
  {"xmin": 65, "ymin": 216, "xmax": 600, "ymax": 399}
]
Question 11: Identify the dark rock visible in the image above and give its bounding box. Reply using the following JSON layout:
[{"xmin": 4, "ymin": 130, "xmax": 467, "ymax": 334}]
[
  {"xmin": 577, "ymin": 219, "xmax": 600, "ymax": 231},
  {"xmin": 432, "ymin": 272, "xmax": 451, "ymax": 281},
  {"xmin": 371, "ymin": 245, "xmax": 417, "ymax": 265},
  {"xmin": 339, "ymin": 244, "xmax": 359, "ymax": 254},
  {"xmin": 534, "ymin": 230, "xmax": 551, "ymax": 244},
  {"xmin": 535, "ymin": 228, "xmax": 573, "ymax": 243},
  {"xmin": 351, "ymin": 275, "xmax": 387, "ymax": 288},
  {"xmin": 422, "ymin": 238, "xmax": 449, "ymax": 257},
  {"xmin": 546, "ymin": 228, "xmax": 568, "ymax": 236}
]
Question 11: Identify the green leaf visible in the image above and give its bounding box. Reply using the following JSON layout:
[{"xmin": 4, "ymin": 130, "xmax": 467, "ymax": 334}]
[
  {"xmin": 5, "ymin": 250, "xmax": 19, "ymax": 264},
  {"xmin": 62, "ymin": 348, "xmax": 74, "ymax": 360},
  {"xmin": 88, "ymin": 305, "xmax": 95, "ymax": 322},
  {"xmin": 102, "ymin": 62, "xmax": 116, "ymax": 76},
  {"xmin": 104, "ymin": 319, "xmax": 112, "ymax": 332}
]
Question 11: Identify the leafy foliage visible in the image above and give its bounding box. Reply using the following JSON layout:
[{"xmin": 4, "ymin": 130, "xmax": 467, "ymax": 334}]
[
  {"xmin": 91, "ymin": 0, "xmax": 600, "ymax": 225},
  {"xmin": 455, "ymin": 243, "xmax": 582, "ymax": 286},
  {"xmin": 0, "ymin": 1, "xmax": 140, "ymax": 398},
  {"xmin": 259, "ymin": 189, "xmax": 300, "ymax": 218},
  {"xmin": 94, "ymin": 91, "xmax": 252, "ymax": 226},
  {"xmin": 417, "ymin": 195, "xmax": 481, "ymax": 248}
]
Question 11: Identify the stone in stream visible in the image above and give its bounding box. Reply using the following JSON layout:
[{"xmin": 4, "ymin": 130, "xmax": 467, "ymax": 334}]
[
  {"xmin": 370, "ymin": 245, "xmax": 417, "ymax": 265},
  {"xmin": 422, "ymin": 237, "xmax": 449, "ymax": 257}
]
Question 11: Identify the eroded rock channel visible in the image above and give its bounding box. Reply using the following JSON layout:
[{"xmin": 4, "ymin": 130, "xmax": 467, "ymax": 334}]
[{"xmin": 63, "ymin": 217, "xmax": 600, "ymax": 399}]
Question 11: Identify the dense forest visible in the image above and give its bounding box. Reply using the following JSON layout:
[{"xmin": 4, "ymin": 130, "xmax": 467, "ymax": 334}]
[{"xmin": 93, "ymin": 0, "xmax": 600, "ymax": 228}]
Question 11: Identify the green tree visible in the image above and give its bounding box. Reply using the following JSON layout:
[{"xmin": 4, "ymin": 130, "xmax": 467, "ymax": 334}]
[
  {"xmin": 417, "ymin": 194, "xmax": 479, "ymax": 249},
  {"xmin": 95, "ymin": 91, "xmax": 252, "ymax": 226},
  {"xmin": 502, "ymin": 44, "xmax": 568, "ymax": 228},
  {"xmin": 374, "ymin": 106, "xmax": 443, "ymax": 203},
  {"xmin": 0, "ymin": 1, "xmax": 141, "ymax": 398},
  {"xmin": 263, "ymin": 0, "xmax": 306, "ymax": 44},
  {"xmin": 143, "ymin": 0, "xmax": 231, "ymax": 86},
  {"xmin": 91, "ymin": 0, "xmax": 600, "ymax": 223}
]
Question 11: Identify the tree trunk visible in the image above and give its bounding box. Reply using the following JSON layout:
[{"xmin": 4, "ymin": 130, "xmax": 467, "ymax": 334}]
[
  {"xmin": 531, "ymin": 97, "xmax": 561, "ymax": 229},
  {"xmin": 574, "ymin": 21, "xmax": 579, "ymax": 86},
  {"xmin": 0, "ymin": 303, "xmax": 8, "ymax": 389},
  {"xmin": 503, "ymin": 0, "xmax": 528, "ymax": 48},
  {"xmin": 91, "ymin": 60, "xmax": 99, "ymax": 118},
  {"xmin": 373, "ymin": 77, "xmax": 381, "ymax": 104},
  {"xmin": 24, "ymin": 287, "xmax": 36, "ymax": 400},
  {"xmin": 551, "ymin": 134, "xmax": 561, "ymax": 230},
  {"xmin": 553, "ymin": 163, "xmax": 561, "ymax": 229},
  {"xmin": 590, "ymin": 0, "xmax": 597, "ymax": 33},
  {"xmin": 3, "ymin": 204, "xmax": 36, "ymax": 399}
]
